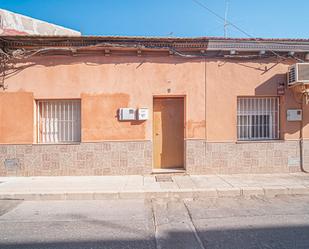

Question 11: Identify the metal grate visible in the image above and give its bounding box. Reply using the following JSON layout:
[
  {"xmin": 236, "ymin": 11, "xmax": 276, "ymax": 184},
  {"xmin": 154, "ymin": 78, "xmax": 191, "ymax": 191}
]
[
  {"xmin": 37, "ymin": 100, "xmax": 81, "ymax": 143},
  {"xmin": 155, "ymin": 175, "xmax": 173, "ymax": 182},
  {"xmin": 288, "ymin": 66, "xmax": 296, "ymax": 84},
  {"xmin": 237, "ymin": 97, "xmax": 279, "ymax": 141}
]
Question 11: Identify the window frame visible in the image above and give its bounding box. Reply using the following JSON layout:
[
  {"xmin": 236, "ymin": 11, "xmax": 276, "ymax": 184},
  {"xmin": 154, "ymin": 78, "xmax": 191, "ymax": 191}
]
[
  {"xmin": 36, "ymin": 99, "xmax": 81, "ymax": 144},
  {"xmin": 237, "ymin": 97, "xmax": 280, "ymax": 141}
]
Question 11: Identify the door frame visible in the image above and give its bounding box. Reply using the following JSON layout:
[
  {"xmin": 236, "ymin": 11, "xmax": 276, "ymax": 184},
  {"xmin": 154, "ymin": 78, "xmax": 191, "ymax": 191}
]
[{"xmin": 152, "ymin": 95, "xmax": 187, "ymax": 171}]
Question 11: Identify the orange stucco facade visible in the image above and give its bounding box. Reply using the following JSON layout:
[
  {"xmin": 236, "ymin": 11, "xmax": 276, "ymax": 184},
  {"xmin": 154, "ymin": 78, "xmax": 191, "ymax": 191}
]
[
  {"xmin": 206, "ymin": 59, "xmax": 309, "ymax": 141},
  {"xmin": 1, "ymin": 56, "xmax": 207, "ymax": 143},
  {"xmin": 1, "ymin": 37, "xmax": 309, "ymax": 176},
  {"xmin": 0, "ymin": 92, "xmax": 34, "ymax": 144},
  {"xmin": 1, "ymin": 56, "xmax": 307, "ymax": 143}
]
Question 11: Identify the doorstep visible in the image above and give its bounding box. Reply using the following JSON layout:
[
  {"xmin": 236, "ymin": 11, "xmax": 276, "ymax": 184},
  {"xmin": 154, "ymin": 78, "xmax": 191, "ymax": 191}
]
[{"xmin": 152, "ymin": 168, "xmax": 186, "ymax": 174}]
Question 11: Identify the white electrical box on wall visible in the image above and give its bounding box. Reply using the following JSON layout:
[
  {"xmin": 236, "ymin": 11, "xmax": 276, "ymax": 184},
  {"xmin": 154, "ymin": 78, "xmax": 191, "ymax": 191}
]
[
  {"xmin": 287, "ymin": 109, "xmax": 302, "ymax": 121},
  {"xmin": 137, "ymin": 108, "xmax": 149, "ymax": 120},
  {"xmin": 119, "ymin": 108, "xmax": 136, "ymax": 121}
]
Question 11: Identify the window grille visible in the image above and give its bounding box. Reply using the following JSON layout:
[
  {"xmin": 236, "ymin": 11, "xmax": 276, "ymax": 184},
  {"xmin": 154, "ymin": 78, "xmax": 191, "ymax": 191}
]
[
  {"xmin": 37, "ymin": 100, "xmax": 81, "ymax": 143},
  {"xmin": 237, "ymin": 97, "xmax": 279, "ymax": 140}
]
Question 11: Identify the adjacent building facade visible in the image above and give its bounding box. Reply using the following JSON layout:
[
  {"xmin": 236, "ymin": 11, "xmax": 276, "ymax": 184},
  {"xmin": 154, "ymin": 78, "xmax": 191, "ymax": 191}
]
[
  {"xmin": 0, "ymin": 36, "xmax": 309, "ymax": 176},
  {"xmin": 0, "ymin": 8, "xmax": 81, "ymax": 36}
]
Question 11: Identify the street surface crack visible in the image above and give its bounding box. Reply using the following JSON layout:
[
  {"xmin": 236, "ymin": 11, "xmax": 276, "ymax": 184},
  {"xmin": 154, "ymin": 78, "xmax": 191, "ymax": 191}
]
[{"xmin": 183, "ymin": 200, "xmax": 206, "ymax": 249}]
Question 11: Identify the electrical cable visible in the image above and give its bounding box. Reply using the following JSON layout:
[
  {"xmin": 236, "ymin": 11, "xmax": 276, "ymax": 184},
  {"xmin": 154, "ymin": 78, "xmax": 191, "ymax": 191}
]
[
  {"xmin": 0, "ymin": 41, "xmax": 288, "ymax": 61},
  {"xmin": 0, "ymin": 35, "xmax": 307, "ymax": 60},
  {"xmin": 191, "ymin": 0, "xmax": 291, "ymax": 60}
]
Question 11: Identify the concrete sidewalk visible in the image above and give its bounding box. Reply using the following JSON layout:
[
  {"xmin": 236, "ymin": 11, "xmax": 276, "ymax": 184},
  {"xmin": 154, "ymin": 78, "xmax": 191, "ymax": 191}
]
[{"xmin": 0, "ymin": 173, "xmax": 309, "ymax": 200}]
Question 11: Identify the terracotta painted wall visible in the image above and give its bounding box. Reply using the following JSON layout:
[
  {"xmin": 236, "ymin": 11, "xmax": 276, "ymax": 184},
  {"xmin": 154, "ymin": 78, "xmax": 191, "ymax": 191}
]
[
  {"xmin": 205, "ymin": 58, "xmax": 305, "ymax": 141},
  {"xmin": 4, "ymin": 56, "xmax": 206, "ymax": 142},
  {"xmin": 1, "ymin": 55, "xmax": 308, "ymax": 144},
  {"xmin": 0, "ymin": 92, "xmax": 34, "ymax": 144},
  {"xmin": 81, "ymin": 93, "xmax": 147, "ymax": 141},
  {"xmin": 304, "ymin": 104, "xmax": 309, "ymax": 138}
]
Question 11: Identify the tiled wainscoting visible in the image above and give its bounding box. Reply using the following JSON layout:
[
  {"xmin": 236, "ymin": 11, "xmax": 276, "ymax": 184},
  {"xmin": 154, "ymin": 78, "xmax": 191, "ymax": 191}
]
[
  {"xmin": 1, "ymin": 140, "xmax": 307, "ymax": 176},
  {"xmin": 0, "ymin": 141, "xmax": 152, "ymax": 176},
  {"xmin": 185, "ymin": 140, "xmax": 305, "ymax": 174}
]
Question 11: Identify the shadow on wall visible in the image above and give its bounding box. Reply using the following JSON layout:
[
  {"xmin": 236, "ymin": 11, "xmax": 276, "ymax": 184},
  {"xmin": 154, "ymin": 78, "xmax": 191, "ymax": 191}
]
[
  {"xmin": 255, "ymin": 73, "xmax": 286, "ymax": 95},
  {"xmin": 0, "ymin": 225, "xmax": 309, "ymax": 249},
  {"xmin": 2, "ymin": 55, "xmax": 205, "ymax": 81},
  {"xmin": 2, "ymin": 55, "xmax": 295, "ymax": 82},
  {"xmin": 255, "ymin": 72, "xmax": 308, "ymax": 136}
]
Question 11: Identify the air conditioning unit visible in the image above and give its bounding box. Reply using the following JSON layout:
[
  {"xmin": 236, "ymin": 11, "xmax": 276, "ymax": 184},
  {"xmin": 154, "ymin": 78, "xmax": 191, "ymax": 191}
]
[{"xmin": 287, "ymin": 63, "xmax": 309, "ymax": 87}]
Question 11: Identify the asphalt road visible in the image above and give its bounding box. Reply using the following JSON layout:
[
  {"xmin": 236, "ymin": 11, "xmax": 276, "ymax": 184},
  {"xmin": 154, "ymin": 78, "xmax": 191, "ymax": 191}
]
[{"xmin": 0, "ymin": 196, "xmax": 309, "ymax": 249}]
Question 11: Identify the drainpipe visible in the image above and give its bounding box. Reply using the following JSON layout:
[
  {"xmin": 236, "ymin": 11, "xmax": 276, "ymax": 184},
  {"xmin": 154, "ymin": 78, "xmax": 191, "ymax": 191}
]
[
  {"xmin": 300, "ymin": 92, "xmax": 308, "ymax": 173},
  {"xmin": 204, "ymin": 58, "xmax": 207, "ymax": 169},
  {"xmin": 204, "ymin": 57, "xmax": 207, "ymax": 141}
]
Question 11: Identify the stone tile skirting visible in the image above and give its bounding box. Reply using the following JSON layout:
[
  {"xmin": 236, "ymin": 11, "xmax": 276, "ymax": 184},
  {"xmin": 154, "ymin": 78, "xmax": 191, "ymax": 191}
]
[
  {"xmin": 0, "ymin": 141, "xmax": 152, "ymax": 176},
  {"xmin": 185, "ymin": 140, "xmax": 306, "ymax": 174},
  {"xmin": 1, "ymin": 140, "xmax": 307, "ymax": 176}
]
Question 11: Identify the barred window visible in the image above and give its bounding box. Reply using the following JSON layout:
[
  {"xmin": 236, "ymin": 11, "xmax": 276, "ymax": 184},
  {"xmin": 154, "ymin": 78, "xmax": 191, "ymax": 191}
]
[
  {"xmin": 237, "ymin": 97, "xmax": 279, "ymax": 140},
  {"xmin": 37, "ymin": 100, "xmax": 81, "ymax": 143}
]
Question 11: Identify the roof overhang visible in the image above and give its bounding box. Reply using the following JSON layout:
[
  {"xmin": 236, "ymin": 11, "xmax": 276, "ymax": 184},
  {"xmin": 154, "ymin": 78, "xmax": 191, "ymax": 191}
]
[
  {"xmin": 1, "ymin": 36, "xmax": 309, "ymax": 59},
  {"xmin": 1, "ymin": 35, "xmax": 309, "ymax": 50}
]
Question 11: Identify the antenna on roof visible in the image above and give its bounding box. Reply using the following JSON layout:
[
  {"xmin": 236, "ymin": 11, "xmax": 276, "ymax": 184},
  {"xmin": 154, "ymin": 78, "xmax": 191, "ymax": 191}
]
[{"xmin": 224, "ymin": 0, "xmax": 229, "ymax": 38}]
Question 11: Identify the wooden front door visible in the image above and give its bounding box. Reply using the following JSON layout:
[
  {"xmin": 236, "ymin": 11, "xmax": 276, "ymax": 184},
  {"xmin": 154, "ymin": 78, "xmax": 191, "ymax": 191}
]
[{"xmin": 153, "ymin": 97, "xmax": 184, "ymax": 169}]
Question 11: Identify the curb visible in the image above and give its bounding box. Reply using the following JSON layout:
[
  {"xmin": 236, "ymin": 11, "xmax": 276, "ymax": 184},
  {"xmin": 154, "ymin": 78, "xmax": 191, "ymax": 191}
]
[{"xmin": 0, "ymin": 186, "xmax": 309, "ymax": 201}]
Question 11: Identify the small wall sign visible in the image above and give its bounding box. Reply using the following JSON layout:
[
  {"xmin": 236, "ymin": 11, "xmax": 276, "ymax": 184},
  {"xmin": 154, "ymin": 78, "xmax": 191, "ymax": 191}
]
[
  {"xmin": 277, "ymin": 82, "xmax": 285, "ymax": 95},
  {"xmin": 4, "ymin": 158, "xmax": 19, "ymax": 169},
  {"xmin": 137, "ymin": 108, "xmax": 149, "ymax": 120},
  {"xmin": 287, "ymin": 109, "xmax": 302, "ymax": 121}
]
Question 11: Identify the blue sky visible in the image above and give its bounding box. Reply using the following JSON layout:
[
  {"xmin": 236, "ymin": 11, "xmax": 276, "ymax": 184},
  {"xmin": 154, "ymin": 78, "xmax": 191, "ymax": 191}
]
[{"xmin": 0, "ymin": 0, "xmax": 308, "ymax": 38}]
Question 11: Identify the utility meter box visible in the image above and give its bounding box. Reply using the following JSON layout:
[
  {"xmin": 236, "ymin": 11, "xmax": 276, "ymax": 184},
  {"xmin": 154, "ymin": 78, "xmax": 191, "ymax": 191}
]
[
  {"xmin": 137, "ymin": 108, "xmax": 149, "ymax": 120},
  {"xmin": 119, "ymin": 108, "xmax": 136, "ymax": 121},
  {"xmin": 287, "ymin": 109, "xmax": 302, "ymax": 121}
]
